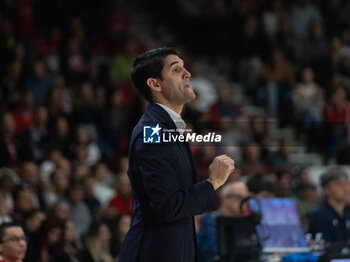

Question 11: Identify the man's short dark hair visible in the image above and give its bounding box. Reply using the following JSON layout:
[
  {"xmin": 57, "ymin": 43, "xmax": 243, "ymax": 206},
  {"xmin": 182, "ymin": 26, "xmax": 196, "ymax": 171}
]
[
  {"xmin": 320, "ymin": 166, "xmax": 348, "ymax": 188},
  {"xmin": 246, "ymin": 174, "xmax": 277, "ymax": 196},
  {"xmin": 131, "ymin": 47, "xmax": 179, "ymax": 101},
  {"xmin": 0, "ymin": 222, "xmax": 22, "ymax": 243}
]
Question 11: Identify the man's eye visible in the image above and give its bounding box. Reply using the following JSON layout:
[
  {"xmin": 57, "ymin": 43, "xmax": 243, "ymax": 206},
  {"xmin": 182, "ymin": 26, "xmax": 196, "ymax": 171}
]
[{"xmin": 173, "ymin": 68, "xmax": 180, "ymax": 72}]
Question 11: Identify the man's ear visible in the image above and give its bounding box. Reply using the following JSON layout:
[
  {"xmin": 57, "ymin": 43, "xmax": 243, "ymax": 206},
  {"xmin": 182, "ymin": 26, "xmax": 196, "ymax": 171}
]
[
  {"xmin": 0, "ymin": 243, "xmax": 3, "ymax": 254},
  {"xmin": 147, "ymin": 78, "xmax": 162, "ymax": 93}
]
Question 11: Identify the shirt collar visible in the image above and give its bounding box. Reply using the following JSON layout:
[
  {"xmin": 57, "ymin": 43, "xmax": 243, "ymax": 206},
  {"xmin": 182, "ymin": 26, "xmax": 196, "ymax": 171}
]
[{"xmin": 156, "ymin": 102, "xmax": 186, "ymax": 134}]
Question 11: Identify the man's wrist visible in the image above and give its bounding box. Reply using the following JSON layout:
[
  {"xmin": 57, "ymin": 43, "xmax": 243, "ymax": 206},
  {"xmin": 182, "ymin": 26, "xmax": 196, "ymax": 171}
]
[{"xmin": 207, "ymin": 178, "xmax": 219, "ymax": 190}]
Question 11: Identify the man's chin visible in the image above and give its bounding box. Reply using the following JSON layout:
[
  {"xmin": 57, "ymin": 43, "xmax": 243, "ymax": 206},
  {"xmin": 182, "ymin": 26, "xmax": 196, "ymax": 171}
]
[{"xmin": 186, "ymin": 92, "xmax": 197, "ymax": 102}]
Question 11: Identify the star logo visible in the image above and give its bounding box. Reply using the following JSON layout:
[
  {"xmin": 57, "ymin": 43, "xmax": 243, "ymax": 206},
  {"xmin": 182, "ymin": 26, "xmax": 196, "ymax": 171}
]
[
  {"xmin": 150, "ymin": 124, "xmax": 161, "ymax": 137},
  {"xmin": 143, "ymin": 124, "xmax": 162, "ymax": 143}
]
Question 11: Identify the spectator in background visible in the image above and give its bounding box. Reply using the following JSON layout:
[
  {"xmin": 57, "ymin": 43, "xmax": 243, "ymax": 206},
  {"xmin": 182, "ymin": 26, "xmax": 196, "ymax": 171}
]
[
  {"xmin": 19, "ymin": 161, "xmax": 46, "ymax": 208},
  {"xmin": 83, "ymin": 220, "xmax": 114, "ymax": 262},
  {"xmin": 292, "ymin": 67, "xmax": 324, "ymax": 149},
  {"xmin": 63, "ymin": 220, "xmax": 86, "ymax": 262},
  {"xmin": 269, "ymin": 138, "xmax": 293, "ymax": 171},
  {"xmin": 38, "ymin": 218, "xmax": 70, "ymax": 262},
  {"xmin": 11, "ymin": 186, "xmax": 35, "ymax": 224},
  {"xmin": 23, "ymin": 209, "xmax": 46, "ymax": 262},
  {"xmin": 303, "ymin": 21, "xmax": 329, "ymax": 69},
  {"xmin": 236, "ymin": 14, "xmax": 266, "ymax": 97},
  {"xmin": 91, "ymin": 162, "xmax": 115, "ymax": 206},
  {"xmin": 82, "ymin": 175, "xmax": 101, "ymax": 218},
  {"xmin": 193, "ymin": 144, "xmax": 218, "ymax": 180},
  {"xmin": 240, "ymin": 141, "xmax": 268, "ymax": 176},
  {"xmin": 44, "ymin": 168, "xmax": 69, "ymax": 208},
  {"xmin": 19, "ymin": 106, "xmax": 50, "ymax": 162},
  {"xmin": 67, "ymin": 183, "xmax": 91, "ymax": 237},
  {"xmin": 309, "ymin": 166, "xmax": 350, "ymax": 243},
  {"xmin": 260, "ymin": 48, "xmax": 295, "ymax": 118},
  {"xmin": 0, "ymin": 167, "xmax": 19, "ymax": 218},
  {"xmin": 197, "ymin": 182, "xmax": 249, "ymax": 262},
  {"xmin": 101, "ymin": 89, "xmax": 129, "ymax": 158},
  {"xmin": 110, "ymin": 39, "xmax": 138, "ymax": 84},
  {"xmin": 246, "ymin": 174, "xmax": 277, "ymax": 198},
  {"xmin": 0, "ymin": 191, "xmax": 12, "ymax": 224},
  {"xmin": 323, "ymin": 87, "xmax": 349, "ymax": 162},
  {"xmin": 72, "ymin": 82, "xmax": 101, "ymax": 126},
  {"xmin": 48, "ymin": 116, "xmax": 72, "ymax": 158},
  {"xmin": 218, "ymin": 116, "xmax": 251, "ymax": 165},
  {"xmin": 295, "ymin": 183, "xmax": 320, "ymax": 231},
  {"xmin": 0, "ymin": 59, "xmax": 24, "ymax": 111},
  {"xmin": 0, "ymin": 222, "xmax": 27, "ymax": 262},
  {"xmin": 275, "ymin": 170, "xmax": 293, "ymax": 197},
  {"xmin": 51, "ymin": 201, "xmax": 70, "ymax": 222},
  {"xmin": 72, "ymin": 125, "xmax": 101, "ymax": 168},
  {"xmin": 290, "ymin": 0, "xmax": 323, "ymax": 59},
  {"xmin": 26, "ymin": 59, "xmax": 55, "ymax": 107},
  {"xmin": 108, "ymin": 173, "xmax": 132, "ymax": 216},
  {"xmin": 188, "ymin": 60, "xmax": 217, "ymax": 113},
  {"xmin": 209, "ymin": 82, "xmax": 243, "ymax": 130},
  {"xmin": 274, "ymin": 16, "xmax": 295, "ymax": 61},
  {"xmin": 109, "ymin": 215, "xmax": 131, "ymax": 259},
  {"xmin": 0, "ymin": 113, "xmax": 19, "ymax": 167},
  {"xmin": 250, "ymin": 116, "xmax": 269, "ymax": 147},
  {"xmin": 11, "ymin": 90, "xmax": 34, "ymax": 135}
]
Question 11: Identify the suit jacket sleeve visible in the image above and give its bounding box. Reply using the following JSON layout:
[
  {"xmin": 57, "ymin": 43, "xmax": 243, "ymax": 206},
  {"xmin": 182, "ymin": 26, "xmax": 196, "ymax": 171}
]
[{"xmin": 135, "ymin": 137, "xmax": 218, "ymax": 222}]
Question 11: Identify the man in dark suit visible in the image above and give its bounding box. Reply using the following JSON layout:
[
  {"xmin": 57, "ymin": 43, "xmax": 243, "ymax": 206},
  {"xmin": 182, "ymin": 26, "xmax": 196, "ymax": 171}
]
[{"xmin": 119, "ymin": 47, "xmax": 235, "ymax": 262}]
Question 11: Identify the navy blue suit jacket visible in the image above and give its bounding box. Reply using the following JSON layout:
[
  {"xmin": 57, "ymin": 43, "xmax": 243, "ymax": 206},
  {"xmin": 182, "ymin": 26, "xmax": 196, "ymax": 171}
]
[{"xmin": 119, "ymin": 103, "xmax": 218, "ymax": 262}]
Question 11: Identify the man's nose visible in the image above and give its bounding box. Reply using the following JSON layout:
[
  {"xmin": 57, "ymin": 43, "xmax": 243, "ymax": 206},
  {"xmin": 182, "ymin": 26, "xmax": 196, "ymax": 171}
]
[{"xmin": 183, "ymin": 68, "xmax": 191, "ymax": 79}]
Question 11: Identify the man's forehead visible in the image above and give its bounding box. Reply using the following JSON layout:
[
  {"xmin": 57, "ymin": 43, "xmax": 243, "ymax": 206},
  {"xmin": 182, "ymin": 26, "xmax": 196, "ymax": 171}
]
[
  {"xmin": 164, "ymin": 54, "xmax": 183, "ymax": 67},
  {"xmin": 4, "ymin": 226, "xmax": 23, "ymax": 236}
]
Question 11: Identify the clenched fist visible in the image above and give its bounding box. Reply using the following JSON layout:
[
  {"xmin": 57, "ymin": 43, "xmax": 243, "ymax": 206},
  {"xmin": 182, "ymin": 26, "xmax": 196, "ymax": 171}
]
[{"xmin": 207, "ymin": 155, "xmax": 235, "ymax": 190}]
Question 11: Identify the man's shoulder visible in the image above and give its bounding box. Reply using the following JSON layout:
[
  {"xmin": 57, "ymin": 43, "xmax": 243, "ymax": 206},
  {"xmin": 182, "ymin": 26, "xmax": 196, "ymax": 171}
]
[{"xmin": 311, "ymin": 203, "xmax": 336, "ymax": 220}]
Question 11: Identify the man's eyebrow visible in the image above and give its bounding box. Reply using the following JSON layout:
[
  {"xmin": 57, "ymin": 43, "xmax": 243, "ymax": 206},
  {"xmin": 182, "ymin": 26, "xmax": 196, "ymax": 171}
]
[{"xmin": 169, "ymin": 61, "xmax": 179, "ymax": 68}]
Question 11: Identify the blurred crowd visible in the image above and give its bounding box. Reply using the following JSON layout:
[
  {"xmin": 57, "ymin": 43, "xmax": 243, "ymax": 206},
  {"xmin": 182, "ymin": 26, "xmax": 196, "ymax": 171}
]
[{"xmin": 1, "ymin": 0, "xmax": 350, "ymax": 261}]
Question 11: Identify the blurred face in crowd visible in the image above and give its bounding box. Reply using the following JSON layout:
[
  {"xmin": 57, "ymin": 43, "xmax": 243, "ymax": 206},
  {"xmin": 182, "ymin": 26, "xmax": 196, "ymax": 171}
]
[
  {"xmin": 26, "ymin": 211, "xmax": 46, "ymax": 233},
  {"xmin": 218, "ymin": 83, "xmax": 232, "ymax": 103},
  {"xmin": 69, "ymin": 185, "xmax": 84, "ymax": 203},
  {"xmin": 98, "ymin": 224, "xmax": 111, "ymax": 243},
  {"xmin": 244, "ymin": 142, "xmax": 261, "ymax": 162},
  {"xmin": 94, "ymin": 163, "xmax": 110, "ymax": 182},
  {"xmin": 22, "ymin": 91, "xmax": 34, "ymax": 109},
  {"xmin": 324, "ymin": 177, "xmax": 350, "ymax": 204},
  {"xmin": 302, "ymin": 67, "xmax": 314, "ymax": 85},
  {"xmin": 54, "ymin": 202, "xmax": 70, "ymax": 221},
  {"xmin": 9, "ymin": 60, "xmax": 22, "ymax": 79},
  {"xmin": 21, "ymin": 162, "xmax": 39, "ymax": 185},
  {"xmin": 0, "ymin": 226, "xmax": 27, "ymax": 262},
  {"xmin": 76, "ymin": 126, "xmax": 91, "ymax": 144},
  {"xmin": 64, "ymin": 220, "xmax": 77, "ymax": 244},
  {"xmin": 1, "ymin": 113, "xmax": 16, "ymax": 136},
  {"xmin": 56, "ymin": 117, "xmax": 69, "ymax": 136},
  {"xmin": 221, "ymin": 182, "xmax": 249, "ymax": 216},
  {"xmin": 35, "ymin": 107, "xmax": 48, "ymax": 126},
  {"xmin": 33, "ymin": 60, "xmax": 46, "ymax": 80},
  {"xmin": 52, "ymin": 169, "xmax": 69, "ymax": 193},
  {"xmin": 15, "ymin": 188, "xmax": 34, "ymax": 213},
  {"xmin": 47, "ymin": 226, "xmax": 62, "ymax": 246}
]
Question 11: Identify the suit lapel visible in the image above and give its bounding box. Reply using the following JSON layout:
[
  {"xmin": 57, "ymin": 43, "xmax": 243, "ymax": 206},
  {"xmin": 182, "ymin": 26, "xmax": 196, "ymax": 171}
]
[{"xmin": 145, "ymin": 103, "xmax": 198, "ymax": 184}]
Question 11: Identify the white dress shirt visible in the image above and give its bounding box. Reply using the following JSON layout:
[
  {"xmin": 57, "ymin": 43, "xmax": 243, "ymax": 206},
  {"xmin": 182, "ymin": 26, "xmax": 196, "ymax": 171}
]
[{"xmin": 156, "ymin": 103, "xmax": 186, "ymax": 135}]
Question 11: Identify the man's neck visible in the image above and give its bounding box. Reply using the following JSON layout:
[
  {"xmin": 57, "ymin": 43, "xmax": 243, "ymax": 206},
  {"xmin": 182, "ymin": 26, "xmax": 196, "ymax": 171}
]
[
  {"xmin": 328, "ymin": 198, "xmax": 346, "ymax": 217},
  {"xmin": 154, "ymin": 99, "xmax": 183, "ymax": 115},
  {"xmin": 221, "ymin": 207, "xmax": 239, "ymax": 217}
]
